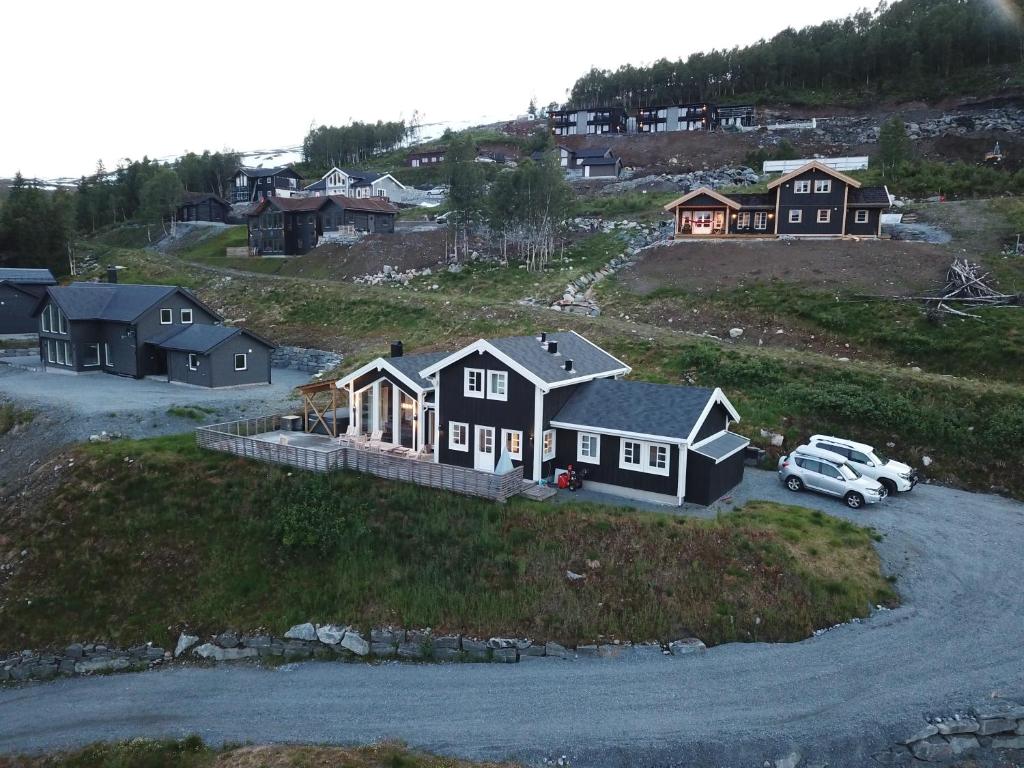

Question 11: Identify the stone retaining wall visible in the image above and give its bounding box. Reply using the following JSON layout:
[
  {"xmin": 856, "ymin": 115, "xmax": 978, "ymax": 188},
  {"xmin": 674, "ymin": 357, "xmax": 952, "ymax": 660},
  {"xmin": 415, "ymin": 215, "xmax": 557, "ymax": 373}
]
[
  {"xmin": 270, "ymin": 346, "xmax": 343, "ymax": 374},
  {"xmin": 876, "ymin": 702, "xmax": 1024, "ymax": 765}
]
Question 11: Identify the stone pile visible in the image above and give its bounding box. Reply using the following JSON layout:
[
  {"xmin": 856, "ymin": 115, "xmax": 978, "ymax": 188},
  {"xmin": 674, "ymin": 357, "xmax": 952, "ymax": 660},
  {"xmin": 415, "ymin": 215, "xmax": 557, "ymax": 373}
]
[
  {"xmin": 878, "ymin": 701, "xmax": 1024, "ymax": 765},
  {"xmin": 1, "ymin": 643, "xmax": 168, "ymax": 682},
  {"xmin": 854, "ymin": 108, "xmax": 1024, "ymax": 144},
  {"xmin": 270, "ymin": 346, "xmax": 342, "ymax": 375},
  {"xmin": 599, "ymin": 166, "xmax": 760, "ymax": 195},
  {"xmin": 352, "ymin": 264, "xmax": 435, "ymax": 287}
]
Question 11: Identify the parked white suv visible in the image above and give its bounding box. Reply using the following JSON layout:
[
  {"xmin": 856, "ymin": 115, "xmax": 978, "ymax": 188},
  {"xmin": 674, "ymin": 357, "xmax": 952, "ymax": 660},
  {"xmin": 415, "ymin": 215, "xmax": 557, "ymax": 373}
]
[
  {"xmin": 808, "ymin": 435, "xmax": 918, "ymax": 495},
  {"xmin": 777, "ymin": 445, "xmax": 886, "ymax": 509}
]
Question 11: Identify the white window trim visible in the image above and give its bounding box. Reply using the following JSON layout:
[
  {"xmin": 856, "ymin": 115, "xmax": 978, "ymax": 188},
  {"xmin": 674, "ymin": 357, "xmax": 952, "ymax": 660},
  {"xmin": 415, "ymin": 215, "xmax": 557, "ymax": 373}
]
[
  {"xmin": 619, "ymin": 438, "xmax": 671, "ymax": 476},
  {"xmin": 159, "ymin": 308, "xmax": 173, "ymax": 325},
  {"xmin": 577, "ymin": 432, "xmax": 601, "ymax": 464},
  {"xmin": 501, "ymin": 429, "xmax": 523, "ymax": 460},
  {"xmin": 487, "ymin": 370, "xmax": 508, "ymax": 402},
  {"xmin": 737, "ymin": 212, "xmax": 750, "ymax": 228},
  {"xmin": 103, "ymin": 342, "xmax": 112, "ymax": 367},
  {"xmin": 83, "ymin": 343, "xmax": 100, "ymax": 367},
  {"xmin": 464, "ymin": 368, "xmax": 485, "ymax": 399},
  {"xmin": 753, "ymin": 211, "xmax": 768, "ymax": 230},
  {"xmin": 794, "ymin": 180, "xmax": 811, "ymax": 194},
  {"xmin": 41, "ymin": 305, "xmax": 51, "ymax": 332},
  {"xmin": 815, "ymin": 179, "xmax": 832, "ymax": 193},
  {"xmin": 449, "ymin": 421, "xmax": 469, "ymax": 452},
  {"xmin": 188, "ymin": 353, "xmax": 199, "ymax": 371},
  {"xmin": 45, "ymin": 339, "xmax": 55, "ymax": 363},
  {"xmin": 789, "ymin": 210, "xmax": 802, "ymax": 224},
  {"xmin": 855, "ymin": 209, "xmax": 869, "ymax": 223},
  {"xmin": 234, "ymin": 353, "xmax": 247, "ymax": 371},
  {"xmin": 180, "ymin": 308, "xmax": 193, "ymax": 324},
  {"xmin": 57, "ymin": 308, "xmax": 67, "ymax": 334},
  {"xmin": 620, "ymin": 439, "xmax": 642, "ymax": 470},
  {"xmin": 817, "ymin": 209, "xmax": 831, "ymax": 223},
  {"xmin": 542, "ymin": 429, "xmax": 556, "ymax": 461}
]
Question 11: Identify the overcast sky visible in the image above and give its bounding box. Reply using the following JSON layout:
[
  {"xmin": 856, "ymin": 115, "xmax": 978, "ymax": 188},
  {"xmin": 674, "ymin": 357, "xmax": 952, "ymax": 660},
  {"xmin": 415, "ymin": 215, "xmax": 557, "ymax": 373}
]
[{"xmin": 1, "ymin": 0, "xmax": 872, "ymax": 180}]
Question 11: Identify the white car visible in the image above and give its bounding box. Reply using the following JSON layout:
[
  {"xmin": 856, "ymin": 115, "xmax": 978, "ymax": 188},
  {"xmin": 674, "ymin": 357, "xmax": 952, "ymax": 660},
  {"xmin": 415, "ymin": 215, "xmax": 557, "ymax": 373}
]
[
  {"xmin": 807, "ymin": 435, "xmax": 918, "ymax": 495},
  {"xmin": 777, "ymin": 445, "xmax": 886, "ymax": 509}
]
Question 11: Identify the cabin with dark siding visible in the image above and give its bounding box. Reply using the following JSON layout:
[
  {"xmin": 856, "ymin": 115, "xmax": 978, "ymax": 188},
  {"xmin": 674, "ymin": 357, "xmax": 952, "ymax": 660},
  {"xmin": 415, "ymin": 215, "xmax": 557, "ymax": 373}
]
[
  {"xmin": 0, "ymin": 268, "xmax": 56, "ymax": 335},
  {"xmin": 177, "ymin": 193, "xmax": 232, "ymax": 223},
  {"xmin": 232, "ymin": 167, "xmax": 302, "ymax": 203},
  {"xmin": 158, "ymin": 325, "xmax": 273, "ymax": 388}
]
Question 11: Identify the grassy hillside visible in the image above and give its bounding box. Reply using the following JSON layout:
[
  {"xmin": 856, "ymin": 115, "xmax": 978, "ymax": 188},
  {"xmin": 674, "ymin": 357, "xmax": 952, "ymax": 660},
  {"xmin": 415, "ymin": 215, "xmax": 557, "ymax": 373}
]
[{"xmin": 0, "ymin": 434, "xmax": 895, "ymax": 652}]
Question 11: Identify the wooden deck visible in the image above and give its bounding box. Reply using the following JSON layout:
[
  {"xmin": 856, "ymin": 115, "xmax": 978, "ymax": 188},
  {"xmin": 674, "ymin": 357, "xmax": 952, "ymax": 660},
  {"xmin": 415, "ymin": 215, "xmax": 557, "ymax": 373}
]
[
  {"xmin": 520, "ymin": 482, "xmax": 558, "ymax": 501},
  {"xmin": 196, "ymin": 415, "xmax": 524, "ymax": 502}
]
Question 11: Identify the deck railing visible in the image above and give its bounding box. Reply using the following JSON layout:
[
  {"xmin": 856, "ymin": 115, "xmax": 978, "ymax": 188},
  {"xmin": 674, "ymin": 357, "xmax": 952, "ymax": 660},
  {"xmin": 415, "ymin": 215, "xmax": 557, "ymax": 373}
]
[{"xmin": 195, "ymin": 417, "xmax": 524, "ymax": 502}]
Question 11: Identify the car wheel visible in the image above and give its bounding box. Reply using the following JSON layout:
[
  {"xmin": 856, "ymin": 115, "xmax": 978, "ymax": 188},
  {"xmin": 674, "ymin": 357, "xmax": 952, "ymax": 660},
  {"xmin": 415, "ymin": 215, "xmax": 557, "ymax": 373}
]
[
  {"xmin": 845, "ymin": 492, "xmax": 864, "ymax": 509},
  {"xmin": 879, "ymin": 478, "xmax": 897, "ymax": 497},
  {"xmin": 785, "ymin": 476, "xmax": 803, "ymax": 492}
]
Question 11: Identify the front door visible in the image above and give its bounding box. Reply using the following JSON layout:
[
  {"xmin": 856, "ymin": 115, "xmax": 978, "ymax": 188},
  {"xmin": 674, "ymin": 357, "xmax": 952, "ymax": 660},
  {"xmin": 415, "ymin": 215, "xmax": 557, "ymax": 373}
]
[{"xmin": 474, "ymin": 426, "xmax": 495, "ymax": 472}]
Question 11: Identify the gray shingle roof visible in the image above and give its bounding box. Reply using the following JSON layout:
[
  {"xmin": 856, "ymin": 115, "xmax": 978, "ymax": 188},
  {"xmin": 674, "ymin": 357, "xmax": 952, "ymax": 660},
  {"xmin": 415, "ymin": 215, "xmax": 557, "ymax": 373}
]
[
  {"xmin": 730, "ymin": 193, "xmax": 776, "ymax": 208},
  {"xmin": 848, "ymin": 186, "xmax": 891, "ymax": 206},
  {"xmin": 239, "ymin": 167, "xmax": 295, "ymax": 178},
  {"xmin": 692, "ymin": 431, "xmax": 749, "ymax": 460},
  {"xmin": 388, "ymin": 350, "xmax": 450, "ymax": 389},
  {"xmin": 487, "ymin": 332, "xmax": 628, "ymax": 386},
  {"xmin": 575, "ymin": 148, "xmax": 612, "ymax": 159},
  {"xmin": 581, "ymin": 157, "xmax": 620, "ymax": 166},
  {"xmin": 0, "ymin": 268, "xmax": 56, "ymax": 285},
  {"xmin": 154, "ymin": 324, "xmax": 267, "ymax": 353},
  {"xmin": 47, "ymin": 283, "xmax": 181, "ymax": 322},
  {"xmin": 552, "ymin": 379, "xmax": 717, "ymax": 442}
]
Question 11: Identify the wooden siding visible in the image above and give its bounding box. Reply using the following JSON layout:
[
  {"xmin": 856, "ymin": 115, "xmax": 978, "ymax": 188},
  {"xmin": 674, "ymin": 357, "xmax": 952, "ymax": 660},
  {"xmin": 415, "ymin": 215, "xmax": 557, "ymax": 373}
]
[
  {"xmin": 553, "ymin": 427, "xmax": 680, "ymax": 497},
  {"xmin": 776, "ymin": 168, "xmax": 849, "ymax": 236},
  {"xmin": 685, "ymin": 447, "xmax": 745, "ymax": 505}
]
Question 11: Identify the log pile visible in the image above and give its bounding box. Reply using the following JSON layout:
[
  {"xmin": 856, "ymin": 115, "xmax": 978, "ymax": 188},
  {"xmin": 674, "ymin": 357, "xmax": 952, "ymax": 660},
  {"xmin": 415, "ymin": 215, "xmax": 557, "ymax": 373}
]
[{"xmin": 922, "ymin": 259, "xmax": 1021, "ymax": 317}]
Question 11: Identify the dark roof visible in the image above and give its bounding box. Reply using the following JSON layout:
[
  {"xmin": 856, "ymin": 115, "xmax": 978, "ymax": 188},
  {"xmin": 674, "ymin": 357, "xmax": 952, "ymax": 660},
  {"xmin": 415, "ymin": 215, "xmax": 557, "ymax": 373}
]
[
  {"xmin": 388, "ymin": 350, "xmax": 450, "ymax": 389},
  {"xmin": 487, "ymin": 331, "xmax": 628, "ymax": 386},
  {"xmin": 848, "ymin": 186, "xmax": 891, "ymax": 207},
  {"xmin": 154, "ymin": 324, "xmax": 273, "ymax": 354},
  {"xmin": 238, "ymin": 166, "xmax": 297, "ymax": 178},
  {"xmin": 303, "ymin": 179, "xmax": 327, "ymax": 191},
  {"xmin": 552, "ymin": 379, "xmax": 717, "ymax": 442},
  {"xmin": 730, "ymin": 193, "xmax": 776, "ymax": 208},
  {"xmin": 253, "ymin": 196, "xmax": 330, "ymax": 214},
  {"xmin": 342, "ymin": 170, "xmax": 387, "ymax": 185},
  {"xmin": 180, "ymin": 192, "xmax": 230, "ymax": 207},
  {"xmin": 44, "ymin": 283, "xmax": 220, "ymax": 323},
  {"xmin": 575, "ymin": 147, "xmax": 613, "ymax": 159},
  {"xmin": 407, "ymin": 147, "xmax": 445, "ymax": 157},
  {"xmin": 692, "ymin": 431, "xmax": 749, "ymax": 460},
  {"xmin": 0, "ymin": 268, "xmax": 57, "ymax": 285},
  {"xmin": 326, "ymin": 195, "xmax": 399, "ymax": 214},
  {"xmin": 580, "ymin": 156, "xmax": 620, "ymax": 167}
]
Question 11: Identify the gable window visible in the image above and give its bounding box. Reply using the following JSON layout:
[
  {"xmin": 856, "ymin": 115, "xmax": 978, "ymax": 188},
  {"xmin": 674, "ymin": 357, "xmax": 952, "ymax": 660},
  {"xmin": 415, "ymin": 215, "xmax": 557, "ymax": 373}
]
[
  {"xmin": 753, "ymin": 211, "xmax": 768, "ymax": 230},
  {"xmin": 188, "ymin": 353, "xmax": 199, "ymax": 371},
  {"xmin": 737, "ymin": 212, "xmax": 750, "ymax": 229},
  {"xmin": 817, "ymin": 209, "xmax": 831, "ymax": 224},
  {"xmin": 788, "ymin": 210, "xmax": 803, "ymax": 224},
  {"xmin": 794, "ymin": 180, "xmax": 811, "ymax": 194},
  {"xmin": 814, "ymin": 179, "xmax": 832, "ymax": 194},
  {"xmin": 448, "ymin": 421, "xmax": 469, "ymax": 452},
  {"xmin": 160, "ymin": 308, "xmax": 173, "ymax": 324},
  {"xmin": 41, "ymin": 305, "xmax": 51, "ymax": 332},
  {"xmin": 57, "ymin": 307, "xmax": 67, "ymax": 334},
  {"xmin": 464, "ymin": 368, "xmax": 485, "ymax": 398},
  {"xmin": 83, "ymin": 343, "xmax": 100, "ymax": 367},
  {"xmin": 502, "ymin": 429, "xmax": 523, "ymax": 460},
  {"xmin": 234, "ymin": 353, "xmax": 247, "ymax": 371},
  {"xmin": 487, "ymin": 370, "xmax": 508, "ymax": 401},
  {"xmin": 855, "ymin": 209, "xmax": 869, "ymax": 224},
  {"xmin": 542, "ymin": 429, "xmax": 556, "ymax": 460},
  {"xmin": 180, "ymin": 308, "xmax": 193, "ymax": 324},
  {"xmin": 578, "ymin": 432, "xmax": 600, "ymax": 464}
]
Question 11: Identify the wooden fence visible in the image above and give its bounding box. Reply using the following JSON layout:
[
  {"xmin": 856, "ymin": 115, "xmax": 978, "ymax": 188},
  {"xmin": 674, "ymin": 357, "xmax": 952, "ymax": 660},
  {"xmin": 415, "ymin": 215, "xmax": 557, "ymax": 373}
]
[
  {"xmin": 225, "ymin": 246, "xmax": 251, "ymax": 257},
  {"xmin": 195, "ymin": 417, "xmax": 524, "ymax": 502}
]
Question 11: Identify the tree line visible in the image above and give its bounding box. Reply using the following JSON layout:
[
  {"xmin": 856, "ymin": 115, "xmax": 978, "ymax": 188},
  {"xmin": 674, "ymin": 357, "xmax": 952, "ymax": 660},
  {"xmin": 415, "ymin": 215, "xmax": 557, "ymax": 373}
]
[
  {"xmin": 567, "ymin": 0, "xmax": 1024, "ymax": 107},
  {"xmin": 302, "ymin": 120, "xmax": 408, "ymax": 172},
  {"xmin": 0, "ymin": 173, "xmax": 75, "ymax": 276}
]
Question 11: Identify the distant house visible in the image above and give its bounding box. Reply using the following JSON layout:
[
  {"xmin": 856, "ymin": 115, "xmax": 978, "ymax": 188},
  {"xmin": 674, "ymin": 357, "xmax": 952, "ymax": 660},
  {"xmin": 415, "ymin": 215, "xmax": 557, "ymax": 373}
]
[
  {"xmin": 35, "ymin": 280, "xmax": 273, "ymax": 386},
  {"xmin": 406, "ymin": 148, "xmax": 446, "ymax": 168},
  {"xmin": 549, "ymin": 108, "xmax": 628, "ymax": 136},
  {"xmin": 176, "ymin": 192, "xmax": 232, "ymax": 223},
  {"xmin": 0, "ymin": 268, "xmax": 57, "ymax": 335},
  {"xmin": 557, "ymin": 146, "xmax": 623, "ymax": 178},
  {"xmin": 663, "ymin": 161, "xmax": 889, "ymax": 238},
  {"xmin": 231, "ymin": 167, "xmax": 302, "ymax": 203},
  {"xmin": 303, "ymin": 168, "xmax": 407, "ymax": 200},
  {"xmin": 247, "ymin": 195, "xmax": 399, "ymax": 256}
]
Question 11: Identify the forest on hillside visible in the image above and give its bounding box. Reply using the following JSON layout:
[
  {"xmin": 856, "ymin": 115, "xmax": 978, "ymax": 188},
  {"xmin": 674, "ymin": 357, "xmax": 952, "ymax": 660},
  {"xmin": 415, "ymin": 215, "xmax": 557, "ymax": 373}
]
[{"xmin": 568, "ymin": 0, "xmax": 1024, "ymax": 107}]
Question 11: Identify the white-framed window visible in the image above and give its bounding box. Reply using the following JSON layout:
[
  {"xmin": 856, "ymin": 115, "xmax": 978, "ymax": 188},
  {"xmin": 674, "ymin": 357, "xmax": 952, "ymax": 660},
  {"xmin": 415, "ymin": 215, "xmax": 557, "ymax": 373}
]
[
  {"xmin": 187, "ymin": 353, "xmax": 199, "ymax": 371},
  {"xmin": 45, "ymin": 339, "xmax": 55, "ymax": 363},
  {"xmin": 487, "ymin": 370, "xmax": 508, "ymax": 401},
  {"xmin": 234, "ymin": 353, "xmax": 247, "ymax": 371},
  {"xmin": 542, "ymin": 429, "xmax": 556, "ymax": 460},
  {"xmin": 180, "ymin": 308, "xmax": 193, "ymax": 324},
  {"xmin": 103, "ymin": 343, "xmax": 112, "ymax": 367},
  {"xmin": 646, "ymin": 443, "xmax": 670, "ymax": 476},
  {"xmin": 449, "ymin": 421, "xmax": 469, "ymax": 452},
  {"xmin": 578, "ymin": 432, "xmax": 600, "ymax": 464},
  {"xmin": 794, "ymin": 180, "xmax": 811, "ymax": 194},
  {"xmin": 57, "ymin": 307, "xmax": 67, "ymax": 334},
  {"xmin": 788, "ymin": 210, "xmax": 802, "ymax": 224},
  {"xmin": 814, "ymin": 179, "xmax": 832, "ymax": 194},
  {"xmin": 159, "ymin": 308, "xmax": 173, "ymax": 324},
  {"xmin": 817, "ymin": 209, "xmax": 831, "ymax": 223},
  {"xmin": 41, "ymin": 304, "xmax": 51, "ymax": 332},
  {"xmin": 56, "ymin": 340, "xmax": 68, "ymax": 365},
  {"xmin": 754, "ymin": 211, "xmax": 768, "ymax": 230},
  {"xmin": 855, "ymin": 209, "xmax": 869, "ymax": 224},
  {"xmin": 502, "ymin": 429, "xmax": 523, "ymax": 460},
  {"xmin": 620, "ymin": 439, "xmax": 671, "ymax": 476},
  {"xmin": 737, "ymin": 212, "xmax": 750, "ymax": 228},
  {"xmin": 83, "ymin": 343, "xmax": 100, "ymax": 367},
  {"xmin": 620, "ymin": 440, "xmax": 642, "ymax": 469},
  {"xmin": 464, "ymin": 368, "xmax": 485, "ymax": 398}
]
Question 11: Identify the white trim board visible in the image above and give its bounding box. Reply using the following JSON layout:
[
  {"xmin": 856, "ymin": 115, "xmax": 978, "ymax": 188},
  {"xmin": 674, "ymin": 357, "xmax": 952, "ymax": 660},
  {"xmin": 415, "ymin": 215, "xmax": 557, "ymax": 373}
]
[
  {"xmin": 548, "ymin": 420, "xmax": 688, "ymax": 446},
  {"xmin": 336, "ymin": 357, "xmax": 430, "ymax": 395},
  {"xmin": 684, "ymin": 388, "xmax": 742, "ymax": 445}
]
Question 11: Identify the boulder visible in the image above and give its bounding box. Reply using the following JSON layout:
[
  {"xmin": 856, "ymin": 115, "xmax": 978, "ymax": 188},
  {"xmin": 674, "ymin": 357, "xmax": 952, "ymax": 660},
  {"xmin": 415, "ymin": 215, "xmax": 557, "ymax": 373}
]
[
  {"xmin": 434, "ymin": 635, "xmax": 461, "ymax": 650},
  {"xmin": 397, "ymin": 642, "xmax": 425, "ymax": 659},
  {"xmin": 774, "ymin": 750, "xmax": 801, "ymax": 768},
  {"xmin": 284, "ymin": 622, "xmax": 317, "ymax": 641},
  {"xmin": 433, "ymin": 648, "xmax": 462, "ymax": 661},
  {"xmin": 521, "ymin": 643, "xmax": 546, "ymax": 657},
  {"xmin": 947, "ymin": 735, "xmax": 979, "ymax": 756},
  {"xmin": 370, "ymin": 642, "xmax": 397, "ymax": 658},
  {"xmin": 215, "ymin": 631, "xmax": 240, "ymax": 648},
  {"xmin": 936, "ymin": 717, "xmax": 979, "ymax": 735},
  {"xmin": 903, "ymin": 724, "xmax": 938, "ymax": 744},
  {"xmin": 909, "ymin": 736, "xmax": 953, "ymax": 762},
  {"xmin": 340, "ymin": 630, "xmax": 369, "ymax": 656},
  {"xmin": 241, "ymin": 635, "xmax": 272, "ymax": 649},
  {"xmin": 669, "ymin": 638, "xmax": 707, "ymax": 656},
  {"xmin": 729, "ymin": 327, "xmax": 744, "ymax": 339},
  {"xmin": 74, "ymin": 656, "xmax": 132, "ymax": 674},
  {"xmin": 544, "ymin": 641, "xmax": 571, "ymax": 659},
  {"xmin": 491, "ymin": 647, "xmax": 518, "ymax": 663},
  {"xmin": 64, "ymin": 643, "xmax": 84, "ymax": 659},
  {"xmin": 192, "ymin": 644, "xmax": 258, "ymax": 662},
  {"xmin": 991, "ymin": 734, "xmax": 1024, "ymax": 750},
  {"xmin": 174, "ymin": 633, "xmax": 199, "ymax": 658},
  {"xmin": 315, "ymin": 624, "xmax": 347, "ymax": 645},
  {"xmin": 371, "ymin": 628, "xmax": 404, "ymax": 644},
  {"xmin": 575, "ymin": 644, "xmax": 598, "ymax": 658},
  {"xmin": 282, "ymin": 641, "xmax": 313, "ymax": 660},
  {"xmin": 461, "ymin": 639, "xmax": 489, "ymax": 660},
  {"xmin": 976, "ymin": 718, "xmax": 1017, "ymax": 736}
]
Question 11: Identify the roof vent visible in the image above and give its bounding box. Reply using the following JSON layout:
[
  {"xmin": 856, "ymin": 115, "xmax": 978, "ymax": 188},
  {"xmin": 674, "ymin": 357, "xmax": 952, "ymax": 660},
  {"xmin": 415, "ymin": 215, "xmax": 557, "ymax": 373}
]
[
  {"xmin": 539, "ymin": 332, "xmax": 547, "ymax": 344},
  {"xmin": 547, "ymin": 340, "xmax": 558, "ymax": 355},
  {"xmin": 564, "ymin": 359, "xmax": 573, "ymax": 372},
  {"xmin": 106, "ymin": 266, "xmax": 118, "ymax": 284},
  {"xmin": 390, "ymin": 340, "xmax": 403, "ymax": 358}
]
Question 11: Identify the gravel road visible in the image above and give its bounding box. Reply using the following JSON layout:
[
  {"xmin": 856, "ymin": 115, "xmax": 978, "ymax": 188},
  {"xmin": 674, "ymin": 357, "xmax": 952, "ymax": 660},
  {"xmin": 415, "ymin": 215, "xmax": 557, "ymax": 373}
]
[{"xmin": 1, "ymin": 472, "xmax": 1022, "ymax": 766}]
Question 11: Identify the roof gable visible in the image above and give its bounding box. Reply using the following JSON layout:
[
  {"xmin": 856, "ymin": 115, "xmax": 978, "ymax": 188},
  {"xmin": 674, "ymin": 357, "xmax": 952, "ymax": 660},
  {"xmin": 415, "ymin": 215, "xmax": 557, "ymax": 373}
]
[
  {"xmin": 664, "ymin": 187, "xmax": 741, "ymax": 211},
  {"xmin": 0, "ymin": 268, "xmax": 57, "ymax": 285},
  {"xmin": 767, "ymin": 160, "xmax": 861, "ymax": 190},
  {"xmin": 44, "ymin": 283, "xmax": 221, "ymax": 324},
  {"xmin": 337, "ymin": 350, "xmax": 449, "ymax": 393},
  {"xmin": 154, "ymin": 324, "xmax": 273, "ymax": 353}
]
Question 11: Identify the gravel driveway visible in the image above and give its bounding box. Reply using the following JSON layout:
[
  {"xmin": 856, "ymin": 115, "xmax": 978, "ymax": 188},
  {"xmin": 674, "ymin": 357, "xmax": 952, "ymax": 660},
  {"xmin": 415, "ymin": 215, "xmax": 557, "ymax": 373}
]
[{"xmin": 1, "ymin": 472, "xmax": 1021, "ymax": 767}]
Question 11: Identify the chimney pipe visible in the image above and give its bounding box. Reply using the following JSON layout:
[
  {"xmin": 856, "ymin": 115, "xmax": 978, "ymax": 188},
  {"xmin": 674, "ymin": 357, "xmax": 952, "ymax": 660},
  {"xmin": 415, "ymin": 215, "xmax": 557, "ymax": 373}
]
[
  {"xmin": 564, "ymin": 359, "xmax": 573, "ymax": 371},
  {"xmin": 547, "ymin": 340, "xmax": 558, "ymax": 354},
  {"xmin": 106, "ymin": 266, "xmax": 118, "ymax": 284},
  {"xmin": 539, "ymin": 332, "xmax": 547, "ymax": 344},
  {"xmin": 390, "ymin": 340, "xmax": 403, "ymax": 358}
]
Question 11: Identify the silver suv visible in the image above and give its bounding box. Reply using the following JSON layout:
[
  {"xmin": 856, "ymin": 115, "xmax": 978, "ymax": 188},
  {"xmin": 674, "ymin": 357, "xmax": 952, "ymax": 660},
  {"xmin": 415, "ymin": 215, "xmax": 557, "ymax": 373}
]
[
  {"xmin": 807, "ymin": 435, "xmax": 918, "ymax": 495},
  {"xmin": 777, "ymin": 445, "xmax": 885, "ymax": 509}
]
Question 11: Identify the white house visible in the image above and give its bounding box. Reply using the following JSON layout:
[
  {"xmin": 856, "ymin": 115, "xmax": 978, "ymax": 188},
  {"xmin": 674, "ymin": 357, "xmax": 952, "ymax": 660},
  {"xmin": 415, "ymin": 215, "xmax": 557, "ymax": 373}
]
[{"xmin": 303, "ymin": 168, "xmax": 407, "ymax": 201}]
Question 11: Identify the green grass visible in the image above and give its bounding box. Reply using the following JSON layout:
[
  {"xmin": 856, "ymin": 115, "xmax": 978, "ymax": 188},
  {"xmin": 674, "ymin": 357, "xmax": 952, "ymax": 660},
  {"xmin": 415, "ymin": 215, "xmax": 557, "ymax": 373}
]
[
  {"xmin": 0, "ymin": 402, "xmax": 34, "ymax": 435},
  {"xmin": 0, "ymin": 434, "xmax": 894, "ymax": 652},
  {"xmin": 167, "ymin": 405, "xmax": 217, "ymax": 421},
  {"xmin": 571, "ymin": 191, "xmax": 677, "ymax": 219},
  {"xmin": 174, "ymin": 225, "xmax": 248, "ymax": 261}
]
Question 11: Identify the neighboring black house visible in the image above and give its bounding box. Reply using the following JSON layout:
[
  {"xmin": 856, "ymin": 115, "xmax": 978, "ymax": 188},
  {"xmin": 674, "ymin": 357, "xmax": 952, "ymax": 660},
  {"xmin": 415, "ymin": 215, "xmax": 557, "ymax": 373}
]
[
  {"xmin": 35, "ymin": 281, "xmax": 272, "ymax": 387},
  {"xmin": 406, "ymin": 148, "xmax": 446, "ymax": 168},
  {"xmin": 0, "ymin": 268, "xmax": 56, "ymax": 335},
  {"xmin": 548, "ymin": 108, "xmax": 627, "ymax": 135},
  {"xmin": 557, "ymin": 146, "xmax": 623, "ymax": 178},
  {"xmin": 231, "ymin": 167, "xmax": 302, "ymax": 203},
  {"xmin": 337, "ymin": 331, "xmax": 748, "ymax": 506},
  {"xmin": 156, "ymin": 324, "xmax": 273, "ymax": 388},
  {"xmin": 176, "ymin": 192, "xmax": 232, "ymax": 223},
  {"xmin": 247, "ymin": 195, "xmax": 399, "ymax": 256}
]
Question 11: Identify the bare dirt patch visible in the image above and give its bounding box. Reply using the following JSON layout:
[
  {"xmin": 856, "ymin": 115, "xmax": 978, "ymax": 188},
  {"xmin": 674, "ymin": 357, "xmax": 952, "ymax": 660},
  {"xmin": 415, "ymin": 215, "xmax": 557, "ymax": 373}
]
[
  {"xmin": 616, "ymin": 239, "xmax": 953, "ymax": 295},
  {"xmin": 279, "ymin": 229, "xmax": 451, "ymax": 281}
]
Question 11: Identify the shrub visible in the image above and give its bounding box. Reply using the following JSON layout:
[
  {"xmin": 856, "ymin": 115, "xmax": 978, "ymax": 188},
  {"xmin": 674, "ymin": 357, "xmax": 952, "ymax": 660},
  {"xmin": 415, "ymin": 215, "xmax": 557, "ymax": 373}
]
[{"xmin": 272, "ymin": 476, "xmax": 368, "ymax": 554}]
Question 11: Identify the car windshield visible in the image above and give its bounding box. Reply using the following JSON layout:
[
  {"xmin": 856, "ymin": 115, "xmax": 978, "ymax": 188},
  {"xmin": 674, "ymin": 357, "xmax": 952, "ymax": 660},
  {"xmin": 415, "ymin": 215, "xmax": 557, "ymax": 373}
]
[
  {"xmin": 869, "ymin": 450, "xmax": 888, "ymax": 465},
  {"xmin": 838, "ymin": 463, "xmax": 860, "ymax": 480}
]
